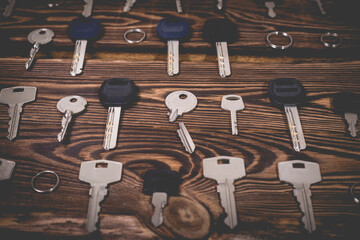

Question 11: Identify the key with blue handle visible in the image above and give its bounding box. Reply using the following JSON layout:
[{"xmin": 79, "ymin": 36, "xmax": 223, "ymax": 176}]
[
  {"xmin": 68, "ymin": 17, "xmax": 102, "ymax": 76},
  {"xmin": 157, "ymin": 17, "xmax": 190, "ymax": 76}
]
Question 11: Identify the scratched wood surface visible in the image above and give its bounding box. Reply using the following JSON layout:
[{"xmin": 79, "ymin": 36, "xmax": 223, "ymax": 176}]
[{"xmin": 0, "ymin": 0, "xmax": 360, "ymax": 240}]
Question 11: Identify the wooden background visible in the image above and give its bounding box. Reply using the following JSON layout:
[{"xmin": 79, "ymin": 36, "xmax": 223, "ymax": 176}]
[{"xmin": 1, "ymin": 0, "xmax": 360, "ymax": 239}]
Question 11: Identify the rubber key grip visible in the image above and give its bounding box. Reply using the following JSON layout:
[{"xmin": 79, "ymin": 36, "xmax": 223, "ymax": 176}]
[
  {"xmin": 68, "ymin": 17, "xmax": 102, "ymax": 40},
  {"xmin": 203, "ymin": 18, "xmax": 238, "ymax": 43},
  {"xmin": 157, "ymin": 17, "xmax": 190, "ymax": 40},
  {"xmin": 268, "ymin": 78, "xmax": 306, "ymax": 107}
]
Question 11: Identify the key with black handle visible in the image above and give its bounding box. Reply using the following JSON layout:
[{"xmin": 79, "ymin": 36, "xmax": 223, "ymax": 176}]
[{"xmin": 268, "ymin": 78, "xmax": 307, "ymax": 151}]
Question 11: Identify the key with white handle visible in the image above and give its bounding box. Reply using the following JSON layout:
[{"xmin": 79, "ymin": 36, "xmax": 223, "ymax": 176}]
[
  {"xmin": 203, "ymin": 156, "xmax": 246, "ymax": 229},
  {"xmin": 79, "ymin": 160, "xmax": 122, "ymax": 232},
  {"xmin": 221, "ymin": 95, "xmax": 245, "ymax": 135},
  {"xmin": 278, "ymin": 160, "xmax": 321, "ymax": 233}
]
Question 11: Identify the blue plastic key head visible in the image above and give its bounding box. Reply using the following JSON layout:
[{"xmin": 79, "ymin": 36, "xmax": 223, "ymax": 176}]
[
  {"xmin": 68, "ymin": 17, "xmax": 102, "ymax": 40},
  {"xmin": 157, "ymin": 17, "xmax": 190, "ymax": 40},
  {"xmin": 98, "ymin": 78, "xmax": 137, "ymax": 108},
  {"xmin": 203, "ymin": 18, "xmax": 238, "ymax": 43}
]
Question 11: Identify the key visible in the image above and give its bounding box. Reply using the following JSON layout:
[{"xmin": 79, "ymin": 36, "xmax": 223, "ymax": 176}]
[
  {"xmin": 203, "ymin": 18, "xmax": 237, "ymax": 78},
  {"xmin": 313, "ymin": 0, "xmax": 326, "ymax": 15},
  {"xmin": 278, "ymin": 160, "xmax": 321, "ymax": 233},
  {"xmin": 2, "ymin": 0, "xmax": 16, "ymax": 18},
  {"xmin": 268, "ymin": 78, "xmax": 307, "ymax": 152},
  {"xmin": 217, "ymin": 0, "xmax": 223, "ymax": 10},
  {"xmin": 177, "ymin": 122, "xmax": 195, "ymax": 153},
  {"xmin": 68, "ymin": 17, "xmax": 102, "ymax": 76},
  {"xmin": 0, "ymin": 158, "xmax": 16, "ymax": 181},
  {"xmin": 0, "ymin": 86, "xmax": 37, "ymax": 141},
  {"xmin": 82, "ymin": 0, "xmax": 94, "ymax": 18},
  {"xmin": 79, "ymin": 160, "xmax": 122, "ymax": 232},
  {"xmin": 333, "ymin": 92, "xmax": 360, "ymax": 137},
  {"xmin": 123, "ymin": 0, "xmax": 137, "ymax": 12},
  {"xmin": 203, "ymin": 156, "xmax": 246, "ymax": 229},
  {"xmin": 175, "ymin": 0, "xmax": 183, "ymax": 13},
  {"xmin": 221, "ymin": 95, "xmax": 245, "ymax": 135},
  {"xmin": 57, "ymin": 95, "xmax": 87, "ymax": 142},
  {"xmin": 99, "ymin": 78, "xmax": 137, "ymax": 150},
  {"xmin": 165, "ymin": 90, "xmax": 197, "ymax": 122},
  {"xmin": 157, "ymin": 17, "xmax": 190, "ymax": 76},
  {"xmin": 25, "ymin": 28, "xmax": 55, "ymax": 70},
  {"xmin": 265, "ymin": 1, "xmax": 276, "ymax": 18},
  {"xmin": 143, "ymin": 169, "xmax": 181, "ymax": 227}
]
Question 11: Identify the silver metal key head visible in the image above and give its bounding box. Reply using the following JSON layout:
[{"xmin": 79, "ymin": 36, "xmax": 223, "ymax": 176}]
[
  {"xmin": 56, "ymin": 95, "xmax": 87, "ymax": 142},
  {"xmin": 0, "ymin": 86, "xmax": 37, "ymax": 141},
  {"xmin": 0, "ymin": 158, "xmax": 16, "ymax": 181},
  {"xmin": 26, "ymin": 28, "xmax": 55, "ymax": 69},
  {"xmin": 165, "ymin": 91, "xmax": 197, "ymax": 122},
  {"xmin": 278, "ymin": 160, "xmax": 321, "ymax": 233},
  {"xmin": 79, "ymin": 160, "xmax": 122, "ymax": 232},
  {"xmin": 221, "ymin": 95, "xmax": 245, "ymax": 135}
]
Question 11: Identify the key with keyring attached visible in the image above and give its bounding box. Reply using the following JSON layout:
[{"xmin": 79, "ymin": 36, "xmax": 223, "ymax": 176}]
[
  {"xmin": 157, "ymin": 17, "xmax": 190, "ymax": 76},
  {"xmin": 68, "ymin": 17, "xmax": 102, "ymax": 76},
  {"xmin": 203, "ymin": 18, "xmax": 237, "ymax": 78},
  {"xmin": 165, "ymin": 90, "xmax": 197, "ymax": 122},
  {"xmin": 57, "ymin": 95, "xmax": 87, "ymax": 142},
  {"xmin": 268, "ymin": 78, "xmax": 307, "ymax": 152},
  {"xmin": 221, "ymin": 95, "xmax": 245, "ymax": 135},
  {"xmin": 0, "ymin": 86, "xmax": 37, "ymax": 141},
  {"xmin": 278, "ymin": 160, "xmax": 321, "ymax": 233},
  {"xmin": 25, "ymin": 28, "xmax": 55, "ymax": 70},
  {"xmin": 79, "ymin": 160, "xmax": 122, "ymax": 232},
  {"xmin": 99, "ymin": 78, "xmax": 137, "ymax": 150},
  {"xmin": 143, "ymin": 169, "xmax": 181, "ymax": 227},
  {"xmin": 203, "ymin": 156, "xmax": 246, "ymax": 229}
]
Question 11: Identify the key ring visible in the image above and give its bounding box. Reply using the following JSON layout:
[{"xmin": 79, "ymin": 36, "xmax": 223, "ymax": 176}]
[
  {"xmin": 124, "ymin": 28, "xmax": 146, "ymax": 44},
  {"xmin": 31, "ymin": 171, "xmax": 60, "ymax": 193},
  {"xmin": 320, "ymin": 32, "xmax": 342, "ymax": 48},
  {"xmin": 350, "ymin": 182, "xmax": 360, "ymax": 204},
  {"xmin": 266, "ymin": 31, "xmax": 293, "ymax": 50}
]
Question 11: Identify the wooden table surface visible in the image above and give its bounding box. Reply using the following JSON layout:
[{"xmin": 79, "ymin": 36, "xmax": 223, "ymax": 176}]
[{"xmin": 1, "ymin": 0, "xmax": 360, "ymax": 239}]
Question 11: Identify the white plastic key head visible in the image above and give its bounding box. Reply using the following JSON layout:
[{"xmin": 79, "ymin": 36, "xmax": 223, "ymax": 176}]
[
  {"xmin": 221, "ymin": 95, "xmax": 245, "ymax": 111},
  {"xmin": 165, "ymin": 90, "xmax": 197, "ymax": 122},
  {"xmin": 203, "ymin": 156, "xmax": 246, "ymax": 183},
  {"xmin": 278, "ymin": 160, "xmax": 321, "ymax": 185},
  {"xmin": 0, "ymin": 158, "xmax": 16, "ymax": 180}
]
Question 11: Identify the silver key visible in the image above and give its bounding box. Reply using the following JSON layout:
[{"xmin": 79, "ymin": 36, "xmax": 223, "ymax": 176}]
[
  {"xmin": 345, "ymin": 113, "xmax": 358, "ymax": 137},
  {"xmin": 168, "ymin": 40, "xmax": 179, "ymax": 76},
  {"xmin": 2, "ymin": 0, "xmax": 16, "ymax": 18},
  {"xmin": 82, "ymin": 0, "xmax": 94, "ymax": 17},
  {"xmin": 151, "ymin": 192, "xmax": 167, "ymax": 227},
  {"xmin": 265, "ymin": 1, "xmax": 276, "ymax": 18},
  {"xmin": 221, "ymin": 95, "xmax": 245, "ymax": 135},
  {"xmin": 0, "ymin": 86, "xmax": 37, "ymax": 141},
  {"xmin": 278, "ymin": 160, "xmax": 321, "ymax": 233},
  {"xmin": 177, "ymin": 122, "xmax": 195, "ymax": 153},
  {"xmin": 314, "ymin": 0, "xmax": 326, "ymax": 15},
  {"xmin": 0, "ymin": 158, "xmax": 16, "ymax": 181},
  {"xmin": 79, "ymin": 160, "xmax": 122, "ymax": 232},
  {"xmin": 57, "ymin": 96, "xmax": 87, "ymax": 142},
  {"xmin": 203, "ymin": 156, "xmax": 246, "ymax": 229},
  {"xmin": 217, "ymin": 0, "xmax": 223, "ymax": 10},
  {"xmin": 175, "ymin": 0, "xmax": 183, "ymax": 13},
  {"xmin": 25, "ymin": 28, "xmax": 55, "ymax": 70},
  {"xmin": 216, "ymin": 42, "xmax": 231, "ymax": 78},
  {"xmin": 123, "ymin": 0, "xmax": 137, "ymax": 12},
  {"xmin": 70, "ymin": 40, "xmax": 87, "ymax": 76},
  {"xmin": 165, "ymin": 91, "xmax": 197, "ymax": 122}
]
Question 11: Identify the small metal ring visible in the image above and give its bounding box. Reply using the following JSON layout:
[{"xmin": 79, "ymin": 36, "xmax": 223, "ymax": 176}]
[
  {"xmin": 31, "ymin": 171, "xmax": 60, "ymax": 193},
  {"xmin": 320, "ymin": 32, "xmax": 342, "ymax": 48},
  {"xmin": 266, "ymin": 31, "xmax": 293, "ymax": 50},
  {"xmin": 124, "ymin": 28, "xmax": 146, "ymax": 44},
  {"xmin": 350, "ymin": 182, "xmax": 360, "ymax": 204}
]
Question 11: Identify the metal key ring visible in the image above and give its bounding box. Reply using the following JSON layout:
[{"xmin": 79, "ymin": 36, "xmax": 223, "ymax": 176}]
[
  {"xmin": 31, "ymin": 171, "xmax": 60, "ymax": 193},
  {"xmin": 320, "ymin": 32, "xmax": 342, "ymax": 48},
  {"xmin": 124, "ymin": 28, "xmax": 146, "ymax": 44},
  {"xmin": 350, "ymin": 182, "xmax": 360, "ymax": 204},
  {"xmin": 266, "ymin": 31, "xmax": 293, "ymax": 50}
]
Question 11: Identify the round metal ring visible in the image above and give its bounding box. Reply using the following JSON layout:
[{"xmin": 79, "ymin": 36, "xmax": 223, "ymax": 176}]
[
  {"xmin": 31, "ymin": 171, "xmax": 60, "ymax": 193},
  {"xmin": 320, "ymin": 32, "xmax": 342, "ymax": 48},
  {"xmin": 350, "ymin": 182, "xmax": 360, "ymax": 204},
  {"xmin": 124, "ymin": 28, "xmax": 146, "ymax": 44},
  {"xmin": 266, "ymin": 31, "xmax": 293, "ymax": 50}
]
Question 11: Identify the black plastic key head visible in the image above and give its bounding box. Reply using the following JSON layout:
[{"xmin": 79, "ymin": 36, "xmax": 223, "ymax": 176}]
[
  {"xmin": 157, "ymin": 17, "xmax": 190, "ymax": 41},
  {"xmin": 68, "ymin": 17, "xmax": 102, "ymax": 40},
  {"xmin": 203, "ymin": 18, "xmax": 238, "ymax": 43},
  {"xmin": 98, "ymin": 78, "xmax": 136, "ymax": 107},
  {"xmin": 268, "ymin": 78, "xmax": 306, "ymax": 107},
  {"xmin": 333, "ymin": 92, "xmax": 360, "ymax": 114},
  {"xmin": 142, "ymin": 169, "xmax": 180, "ymax": 196}
]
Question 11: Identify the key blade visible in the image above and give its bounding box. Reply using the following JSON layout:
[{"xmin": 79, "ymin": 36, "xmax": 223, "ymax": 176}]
[
  {"xmin": 25, "ymin": 43, "xmax": 40, "ymax": 70},
  {"xmin": 0, "ymin": 86, "xmax": 37, "ymax": 105},
  {"xmin": 151, "ymin": 192, "xmax": 167, "ymax": 227},
  {"xmin": 0, "ymin": 158, "xmax": 16, "ymax": 180},
  {"xmin": 314, "ymin": 0, "xmax": 326, "ymax": 15},
  {"xmin": 203, "ymin": 156, "xmax": 246, "ymax": 183},
  {"xmin": 278, "ymin": 160, "xmax": 321, "ymax": 185},
  {"xmin": 217, "ymin": 0, "xmax": 223, "ymax": 10},
  {"xmin": 123, "ymin": 0, "xmax": 137, "ymax": 12},
  {"xmin": 177, "ymin": 122, "xmax": 195, "ymax": 153},
  {"xmin": 7, "ymin": 104, "xmax": 22, "ymax": 141},
  {"xmin": 217, "ymin": 180, "xmax": 238, "ymax": 229},
  {"xmin": 216, "ymin": 42, "xmax": 231, "ymax": 77},
  {"xmin": 294, "ymin": 184, "xmax": 317, "ymax": 233},
  {"xmin": 103, "ymin": 107, "xmax": 121, "ymax": 150},
  {"xmin": 167, "ymin": 40, "xmax": 179, "ymax": 76},
  {"xmin": 86, "ymin": 184, "xmax": 107, "ymax": 232},
  {"xmin": 284, "ymin": 105, "xmax": 306, "ymax": 151},
  {"xmin": 57, "ymin": 111, "xmax": 72, "ymax": 142},
  {"xmin": 70, "ymin": 40, "xmax": 87, "ymax": 76},
  {"xmin": 2, "ymin": 0, "xmax": 16, "ymax": 18},
  {"xmin": 82, "ymin": 0, "xmax": 93, "ymax": 18},
  {"xmin": 79, "ymin": 160, "xmax": 122, "ymax": 184},
  {"xmin": 175, "ymin": 0, "xmax": 183, "ymax": 13}
]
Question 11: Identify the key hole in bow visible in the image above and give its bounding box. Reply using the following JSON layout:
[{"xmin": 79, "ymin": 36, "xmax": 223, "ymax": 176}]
[
  {"xmin": 13, "ymin": 88, "xmax": 24, "ymax": 92},
  {"xmin": 39, "ymin": 30, "xmax": 46, "ymax": 35},
  {"xmin": 96, "ymin": 162, "xmax": 108, "ymax": 168},
  {"xmin": 293, "ymin": 163, "xmax": 305, "ymax": 168},
  {"xmin": 179, "ymin": 94, "xmax": 187, "ymax": 99},
  {"xmin": 70, "ymin": 98, "xmax": 78, "ymax": 103},
  {"xmin": 226, "ymin": 96, "xmax": 240, "ymax": 101},
  {"xmin": 217, "ymin": 159, "xmax": 230, "ymax": 164}
]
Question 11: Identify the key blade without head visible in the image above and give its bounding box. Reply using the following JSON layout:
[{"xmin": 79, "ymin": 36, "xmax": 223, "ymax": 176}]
[
  {"xmin": 217, "ymin": 180, "xmax": 238, "ymax": 229},
  {"xmin": 284, "ymin": 105, "xmax": 306, "ymax": 152},
  {"xmin": 7, "ymin": 104, "xmax": 21, "ymax": 141},
  {"xmin": 203, "ymin": 156, "xmax": 246, "ymax": 183},
  {"xmin": 294, "ymin": 184, "xmax": 317, "ymax": 233},
  {"xmin": 86, "ymin": 184, "xmax": 107, "ymax": 232},
  {"xmin": 82, "ymin": 0, "xmax": 93, "ymax": 18},
  {"xmin": 177, "ymin": 122, "xmax": 195, "ymax": 153},
  {"xmin": 216, "ymin": 42, "xmax": 231, "ymax": 77},
  {"xmin": 123, "ymin": 0, "xmax": 137, "ymax": 12},
  {"xmin": 79, "ymin": 160, "xmax": 122, "ymax": 184}
]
